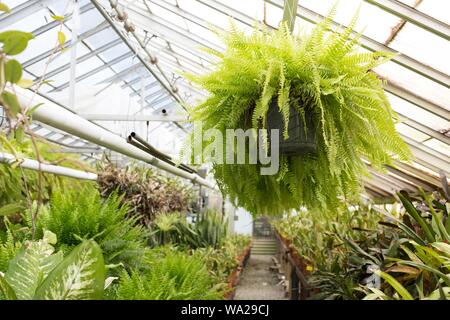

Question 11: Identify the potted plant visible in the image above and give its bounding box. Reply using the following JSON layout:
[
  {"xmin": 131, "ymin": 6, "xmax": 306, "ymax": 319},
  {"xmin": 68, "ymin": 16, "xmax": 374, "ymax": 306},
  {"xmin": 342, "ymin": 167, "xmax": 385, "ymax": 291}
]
[{"xmin": 185, "ymin": 10, "xmax": 410, "ymax": 215}]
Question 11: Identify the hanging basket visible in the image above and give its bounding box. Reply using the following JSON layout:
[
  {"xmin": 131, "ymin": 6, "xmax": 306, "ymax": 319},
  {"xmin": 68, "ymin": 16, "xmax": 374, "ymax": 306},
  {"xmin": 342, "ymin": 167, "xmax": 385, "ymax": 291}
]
[{"xmin": 266, "ymin": 99, "xmax": 317, "ymax": 156}]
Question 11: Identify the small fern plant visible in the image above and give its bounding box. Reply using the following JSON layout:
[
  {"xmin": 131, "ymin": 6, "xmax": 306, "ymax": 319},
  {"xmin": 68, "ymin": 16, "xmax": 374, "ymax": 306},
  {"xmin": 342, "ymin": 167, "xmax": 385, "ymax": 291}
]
[
  {"xmin": 184, "ymin": 9, "xmax": 410, "ymax": 215},
  {"xmin": 115, "ymin": 248, "xmax": 223, "ymax": 300}
]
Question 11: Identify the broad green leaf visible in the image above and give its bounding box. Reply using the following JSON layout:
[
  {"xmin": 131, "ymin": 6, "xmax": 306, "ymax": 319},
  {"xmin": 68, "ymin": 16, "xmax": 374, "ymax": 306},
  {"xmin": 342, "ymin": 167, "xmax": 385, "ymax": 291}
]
[
  {"xmin": 57, "ymin": 31, "xmax": 66, "ymax": 47},
  {"xmin": 4, "ymin": 59, "xmax": 22, "ymax": 83},
  {"xmin": 17, "ymin": 78, "xmax": 33, "ymax": 88},
  {"xmin": 0, "ymin": 203, "xmax": 24, "ymax": 216},
  {"xmin": 4, "ymin": 239, "xmax": 58, "ymax": 300},
  {"xmin": 0, "ymin": 3, "xmax": 11, "ymax": 13},
  {"xmin": 375, "ymin": 270, "xmax": 413, "ymax": 300},
  {"xmin": 34, "ymin": 240, "xmax": 105, "ymax": 300},
  {"xmin": 1, "ymin": 91, "xmax": 21, "ymax": 115},
  {"xmin": 0, "ymin": 30, "xmax": 34, "ymax": 55},
  {"xmin": 0, "ymin": 273, "xmax": 17, "ymax": 300}
]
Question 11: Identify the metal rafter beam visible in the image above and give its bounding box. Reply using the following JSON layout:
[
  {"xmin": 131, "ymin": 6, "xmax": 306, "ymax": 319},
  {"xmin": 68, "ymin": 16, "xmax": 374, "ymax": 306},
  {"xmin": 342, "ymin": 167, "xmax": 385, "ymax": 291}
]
[
  {"xmin": 51, "ymin": 51, "xmax": 135, "ymax": 92},
  {"xmin": 22, "ymin": 21, "xmax": 110, "ymax": 68},
  {"xmin": 399, "ymin": 115, "xmax": 450, "ymax": 145},
  {"xmin": 364, "ymin": 0, "xmax": 450, "ymax": 41},
  {"xmin": 31, "ymin": 2, "xmax": 95, "ymax": 37},
  {"xmin": 384, "ymin": 81, "xmax": 449, "ymax": 120},
  {"xmin": 265, "ymin": 0, "xmax": 450, "ymax": 88},
  {"xmin": 42, "ymin": 38, "xmax": 122, "ymax": 80},
  {"xmin": 0, "ymin": 0, "xmax": 59, "ymax": 29}
]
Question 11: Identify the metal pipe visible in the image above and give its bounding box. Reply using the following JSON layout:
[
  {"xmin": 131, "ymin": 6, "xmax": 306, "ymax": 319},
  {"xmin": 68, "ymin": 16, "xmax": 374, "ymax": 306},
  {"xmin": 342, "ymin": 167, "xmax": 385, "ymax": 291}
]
[
  {"xmin": 0, "ymin": 152, "xmax": 98, "ymax": 181},
  {"xmin": 13, "ymin": 87, "xmax": 216, "ymax": 189},
  {"xmin": 128, "ymin": 133, "xmax": 196, "ymax": 174}
]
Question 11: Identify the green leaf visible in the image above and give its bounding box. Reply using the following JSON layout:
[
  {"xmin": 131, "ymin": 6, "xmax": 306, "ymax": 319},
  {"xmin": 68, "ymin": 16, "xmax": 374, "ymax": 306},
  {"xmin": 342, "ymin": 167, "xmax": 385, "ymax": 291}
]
[
  {"xmin": 432, "ymin": 242, "xmax": 450, "ymax": 257},
  {"xmin": 17, "ymin": 78, "xmax": 33, "ymax": 88},
  {"xmin": 4, "ymin": 239, "xmax": 60, "ymax": 300},
  {"xmin": 34, "ymin": 240, "xmax": 105, "ymax": 300},
  {"xmin": 25, "ymin": 102, "xmax": 43, "ymax": 117},
  {"xmin": 51, "ymin": 15, "xmax": 65, "ymax": 21},
  {"xmin": 0, "ymin": 203, "xmax": 24, "ymax": 216},
  {"xmin": 4, "ymin": 59, "xmax": 22, "ymax": 83},
  {"xmin": 424, "ymin": 287, "xmax": 450, "ymax": 300},
  {"xmin": 0, "ymin": 30, "xmax": 34, "ymax": 55},
  {"xmin": 375, "ymin": 270, "xmax": 413, "ymax": 300},
  {"xmin": 14, "ymin": 125, "xmax": 24, "ymax": 143},
  {"xmin": 0, "ymin": 3, "xmax": 11, "ymax": 13},
  {"xmin": 1, "ymin": 91, "xmax": 21, "ymax": 115},
  {"xmin": 0, "ymin": 273, "xmax": 17, "ymax": 300},
  {"xmin": 398, "ymin": 192, "xmax": 435, "ymax": 243},
  {"xmin": 57, "ymin": 31, "xmax": 66, "ymax": 47}
]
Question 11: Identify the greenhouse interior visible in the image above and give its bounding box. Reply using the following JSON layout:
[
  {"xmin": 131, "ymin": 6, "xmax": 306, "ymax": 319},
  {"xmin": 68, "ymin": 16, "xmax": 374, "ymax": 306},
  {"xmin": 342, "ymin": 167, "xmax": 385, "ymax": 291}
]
[{"xmin": 0, "ymin": 0, "xmax": 449, "ymax": 302}]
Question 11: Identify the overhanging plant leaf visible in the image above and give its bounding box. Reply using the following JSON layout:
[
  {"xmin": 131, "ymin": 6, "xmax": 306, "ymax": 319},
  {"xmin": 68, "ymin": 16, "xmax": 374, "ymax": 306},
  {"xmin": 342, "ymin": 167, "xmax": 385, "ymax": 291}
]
[{"xmin": 34, "ymin": 240, "xmax": 105, "ymax": 300}]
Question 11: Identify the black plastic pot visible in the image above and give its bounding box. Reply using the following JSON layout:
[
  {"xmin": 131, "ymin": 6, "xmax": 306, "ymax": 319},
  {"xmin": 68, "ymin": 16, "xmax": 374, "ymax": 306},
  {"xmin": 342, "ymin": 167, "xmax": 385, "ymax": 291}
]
[{"xmin": 266, "ymin": 99, "xmax": 317, "ymax": 156}]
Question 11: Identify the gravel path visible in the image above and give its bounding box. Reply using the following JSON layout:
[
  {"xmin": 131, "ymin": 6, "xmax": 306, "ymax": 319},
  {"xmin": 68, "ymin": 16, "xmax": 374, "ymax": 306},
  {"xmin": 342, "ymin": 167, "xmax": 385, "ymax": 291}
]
[{"xmin": 234, "ymin": 255, "xmax": 286, "ymax": 300}]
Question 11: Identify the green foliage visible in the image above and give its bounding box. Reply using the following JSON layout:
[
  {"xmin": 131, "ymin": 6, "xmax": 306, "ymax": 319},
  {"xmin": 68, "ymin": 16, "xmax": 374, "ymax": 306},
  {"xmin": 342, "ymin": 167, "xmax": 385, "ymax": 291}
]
[
  {"xmin": 275, "ymin": 190, "xmax": 450, "ymax": 300},
  {"xmin": 33, "ymin": 185, "xmax": 148, "ymax": 272},
  {"xmin": 115, "ymin": 248, "xmax": 223, "ymax": 300},
  {"xmin": 0, "ymin": 231, "xmax": 105, "ymax": 300},
  {"xmin": 185, "ymin": 10, "xmax": 410, "ymax": 215},
  {"xmin": 98, "ymin": 162, "xmax": 196, "ymax": 226},
  {"xmin": 149, "ymin": 210, "xmax": 228, "ymax": 249}
]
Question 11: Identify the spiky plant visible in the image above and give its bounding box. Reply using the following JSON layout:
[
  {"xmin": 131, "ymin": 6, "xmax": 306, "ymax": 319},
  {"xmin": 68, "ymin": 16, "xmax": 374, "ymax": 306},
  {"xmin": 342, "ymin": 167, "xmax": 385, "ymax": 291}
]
[{"xmin": 185, "ymin": 9, "xmax": 410, "ymax": 215}]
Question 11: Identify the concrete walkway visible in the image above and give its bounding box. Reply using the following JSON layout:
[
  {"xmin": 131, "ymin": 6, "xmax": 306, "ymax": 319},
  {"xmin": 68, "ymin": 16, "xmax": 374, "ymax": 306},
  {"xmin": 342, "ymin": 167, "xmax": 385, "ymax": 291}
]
[{"xmin": 234, "ymin": 255, "xmax": 286, "ymax": 300}]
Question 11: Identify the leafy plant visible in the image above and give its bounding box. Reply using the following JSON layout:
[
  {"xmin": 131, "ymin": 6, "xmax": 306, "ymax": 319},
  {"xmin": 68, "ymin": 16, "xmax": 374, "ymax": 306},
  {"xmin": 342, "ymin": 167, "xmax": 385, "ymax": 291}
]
[
  {"xmin": 149, "ymin": 210, "xmax": 228, "ymax": 249},
  {"xmin": 114, "ymin": 248, "xmax": 223, "ymax": 300},
  {"xmin": 0, "ymin": 231, "xmax": 105, "ymax": 300},
  {"xmin": 185, "ymin": 8, "xmax": 410, "ymax": 215},
  {"xmin": 98, "ymin": 162, "xmax": 195, "ymax": 226},
  {"xmin": 32, "ymin": 185, "xmax": 148, "ymax": 272}
]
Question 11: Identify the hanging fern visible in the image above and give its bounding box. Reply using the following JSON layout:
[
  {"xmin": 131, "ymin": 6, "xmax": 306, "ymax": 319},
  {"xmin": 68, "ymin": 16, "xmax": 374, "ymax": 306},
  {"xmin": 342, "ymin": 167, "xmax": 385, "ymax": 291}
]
[{"xmin": 184, "ymin": 10, "xmax": 410, "ymax": 215}]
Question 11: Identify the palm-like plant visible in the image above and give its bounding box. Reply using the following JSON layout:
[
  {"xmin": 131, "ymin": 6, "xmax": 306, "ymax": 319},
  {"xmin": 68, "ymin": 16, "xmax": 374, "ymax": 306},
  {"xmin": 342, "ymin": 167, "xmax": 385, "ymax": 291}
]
[{"xmin": 185, "ymin": 8, "xmax": 410, "ymax": 215}]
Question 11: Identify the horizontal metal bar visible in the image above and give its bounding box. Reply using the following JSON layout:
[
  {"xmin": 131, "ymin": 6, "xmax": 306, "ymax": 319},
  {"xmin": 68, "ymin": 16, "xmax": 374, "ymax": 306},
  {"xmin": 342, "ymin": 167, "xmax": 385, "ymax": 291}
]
[
  {"xmin": 0, "ymin": 152, "xmax": 98, "ymax": 181},
  {"xmin": 364, "ymin": 0, "xmax": 450, "ymax": 41},
  {"xmin": 79, "ymin": 114, "xmax": 188, "ymax": 121}
]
